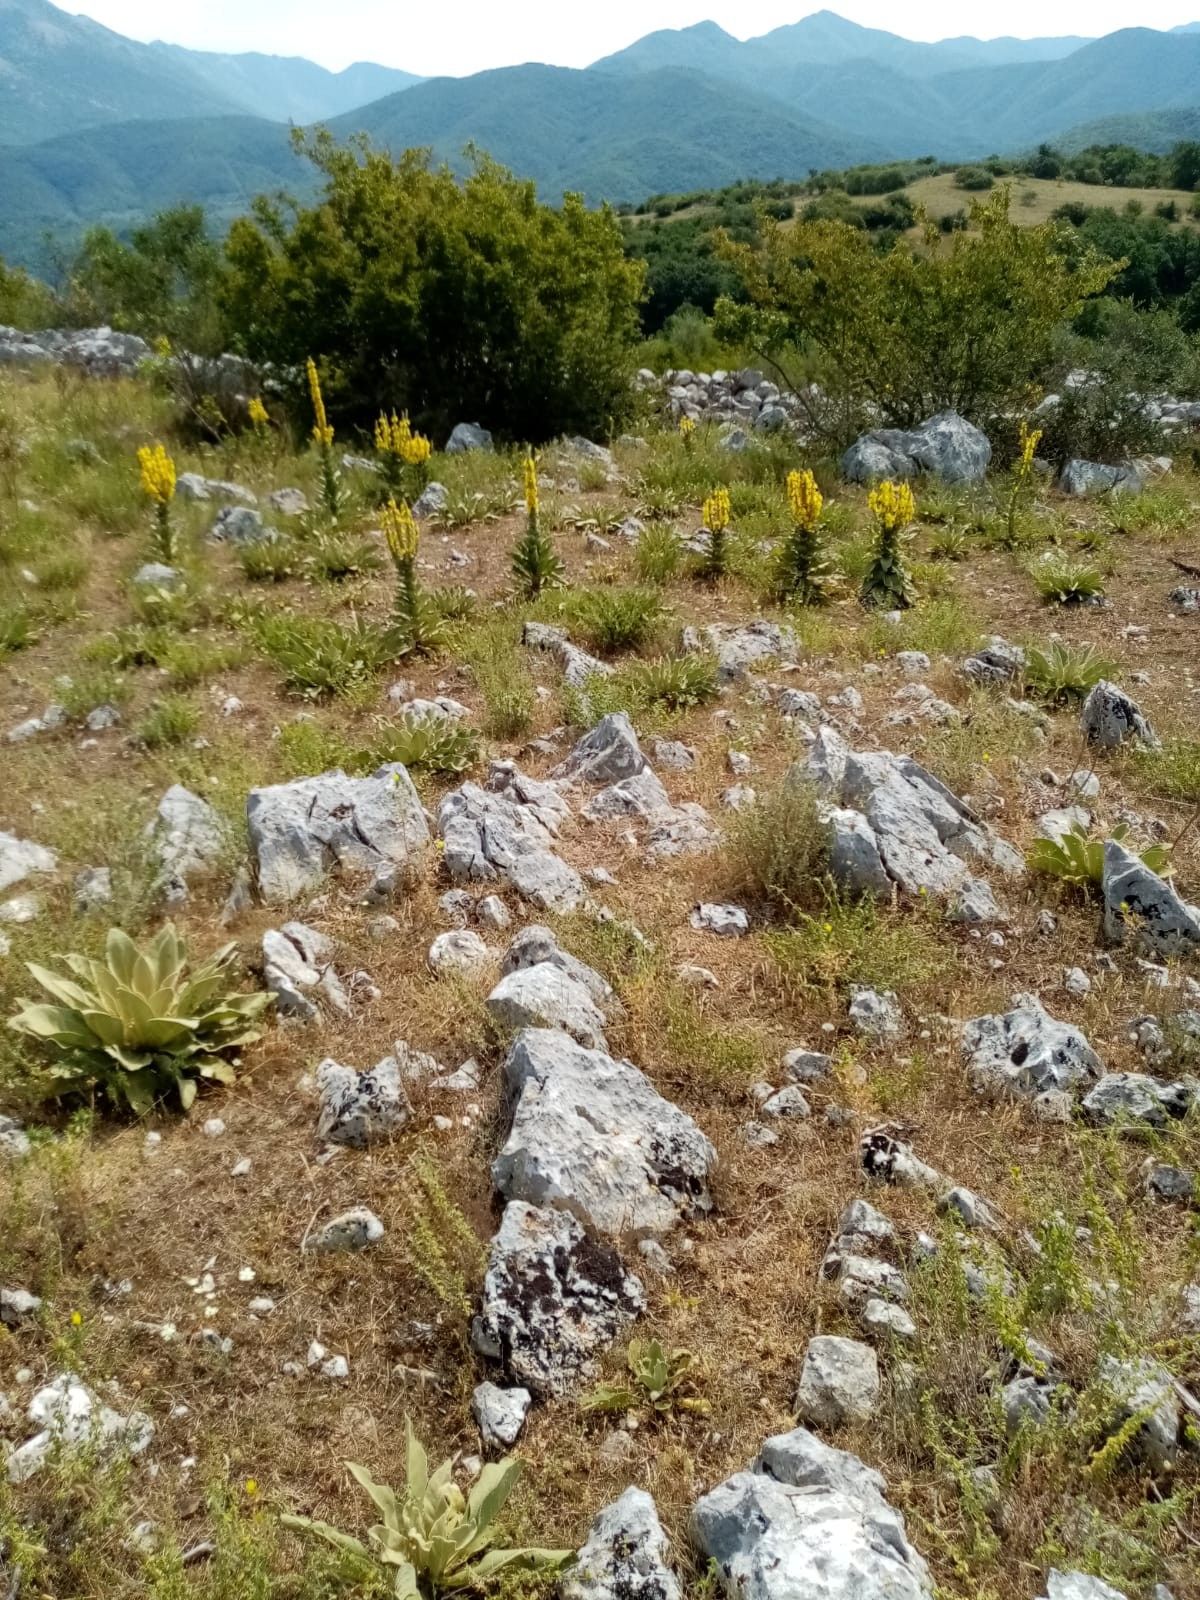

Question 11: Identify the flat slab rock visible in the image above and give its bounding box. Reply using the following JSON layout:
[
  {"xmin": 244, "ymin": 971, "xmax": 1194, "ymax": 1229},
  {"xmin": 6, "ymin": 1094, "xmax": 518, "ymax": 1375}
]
[
  {"xmin": 963, "ymin": 994, "xmax": 1104, "ymax": 1099},
  {"xmin": 248, "ymin": 764, "xmax": 429, "ymax": 904},
  {"xmin": 692, "ymin": 1426, "xmax": 933, "ymax": 1600},
  {"xmin": 799, "ymin": 727, "xmax": 1021, "ymax": 921},
  {"xmin": 472, "ymin": 1199, "xmax": 645, "ymax": 1396},
  {"xmin": 494, "ymin": 1027, "xmax": 716, "ymax": 1235},
  {"xmin": 486, "ymin": 963, "xmax": 609, "ymax": 1049},
  {"xmin": 563, "ymin": 1487, "xmax": 680, "ymax": 1600},
  {"xmin": 437, "ymin": 761, "xmax": 583, "ymax": 912}
]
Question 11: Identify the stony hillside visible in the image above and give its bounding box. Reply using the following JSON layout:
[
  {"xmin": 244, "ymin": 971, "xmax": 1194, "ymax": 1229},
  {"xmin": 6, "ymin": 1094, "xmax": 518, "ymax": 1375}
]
[{"xmin": 0, "ymin": 344, "xmax": 1198, "ymax": 1600}]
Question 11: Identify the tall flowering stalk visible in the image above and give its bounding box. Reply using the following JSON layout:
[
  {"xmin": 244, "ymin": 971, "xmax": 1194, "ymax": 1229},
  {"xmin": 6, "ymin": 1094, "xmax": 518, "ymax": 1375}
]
[
  {"xmin": 1005, "ymin": 418, "xmax": 1043, "ymax": 547},
  {"xmin": 137, "ymin": 443, "xmax": 177, "ymax": 562},
  {"xmin": 511, "ymin": 453, "xmax": 564, "ymax": 597},
  {"xmin": 382, "ymin": 498, "xmax": 444, "ymax": 656},
  {"xmin": 700, "ymin": 486, "xmax": 732, "ymax": 579},
  {"xmin": 375, "ymin": 411, "xmax": 432, "ymax": 498},
  {"xmin": 678, "ymin": 415, "xmax": 696, "ymax": 452},
  {"xmin": 862, "ymin": 479, "xmax": 917, "ymax": 610},
  {"xmin": 776, "ymin": 468, "xmax": 831, "ymax": 604},
  {"xmin": 307, "ymin": 357, "xmax": 343, "ymax": 523}
]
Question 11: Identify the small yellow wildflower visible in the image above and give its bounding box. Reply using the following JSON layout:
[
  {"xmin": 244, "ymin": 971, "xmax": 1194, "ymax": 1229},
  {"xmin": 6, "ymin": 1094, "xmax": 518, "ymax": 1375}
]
[
  {"xmin": 306, "ymin": 357, "xmax": 333, "ymax": 448},
  {"xmin": 678, "ymin": 415, "xmax": 696, "ymax": 438},
  {"xmin": 982, "ymin": 751, "xmax": 992, "ymax": 764},
  {"xmin": 136, "ymin": 443, "xmax": 176, "ymax": 506},
  {"xmin": 822, "ymin": 922, "xmax": 833, "ymax": 934},
  {"xmin": 244, "ymin": 1478, "xmax": 259, "ymax": 1497},
  {"xmin": 702, "ymin": 487, "xmax": 731, "ymax": 533},
  {"xmin": 70, "ymin": 1310, "xmax": 83, "ymax": 1327},
  {"xmin": 867, "ymin": 478, "xmax": 915, "ymax": 532},
  {"xmin": 522, "ymin": 455, "xmax": 540, "ymax": 519},
  {"xmin": 1018, "ymin": 419, "xmax": 1043, "ymax": 473},
  {"xmin": 401, "ymin": 432, "xmax": 432, "ymax": 467},
  {"xmin": 381, "ymin": 497, "xmax": 419, "ymax": 564},
  {"xmin": 786, "ymin": 468, "xmax": 822, "ymax": 531},
  {"xmin": 247, "ymin": 396, "xmax": 269, "ymax": 429}
]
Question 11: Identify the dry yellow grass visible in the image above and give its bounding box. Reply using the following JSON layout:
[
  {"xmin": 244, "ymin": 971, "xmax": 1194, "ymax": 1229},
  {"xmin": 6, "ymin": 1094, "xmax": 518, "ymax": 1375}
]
[{"xmin": 903, "ymin": 172, "xmax": 1200, "ymax": 230}]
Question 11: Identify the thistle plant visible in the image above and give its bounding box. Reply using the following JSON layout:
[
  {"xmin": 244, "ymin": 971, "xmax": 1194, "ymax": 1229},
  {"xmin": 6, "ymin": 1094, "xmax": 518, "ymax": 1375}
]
[
  {"xmin": 383, "ymin": 497, "xmax": 445, "ymax": 657},
  {"xmin": 307, "ymin": 356, "xmax": 343, "ymax": 523},
  {"xmin": 511, "ymin": 453, "xmax": 564, "ymax": 597},
  {"xmin": 776, "ymin": 468, "xmax": 831, "ymax": 604},
  {"xmin": 375, "ymin": 410, "xmax": 432, "ymax": 498},
  {"xmin": 136, "ymin": 443, "xmax": 177, "ymax": 562},
  {"xmin": 1005, "ymin": 418, "xmax": 1042, "ymax": 547},
  {"xmin": 862, "ymin": 478, "xmax": 916, "ymax": 610},
  {"xmin": 700, "ymin": 486, "xmax": 732, "ymax": 579}
]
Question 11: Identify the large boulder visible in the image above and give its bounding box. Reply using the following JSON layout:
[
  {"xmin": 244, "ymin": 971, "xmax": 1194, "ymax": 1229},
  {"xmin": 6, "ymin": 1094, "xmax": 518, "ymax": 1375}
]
[
  {"xmin": 494, "ymin": 1028, "xmax": 717, "ymax": 1235},
  {"xmin": 472, "ymin": 1200, "xmax": 645, "ymax": 1395},
  {"xmin": 842, "ymin": 411, "xmax": 991, "ymax": 486},
  {"xmin": 692, "ymin": 1426, "xmax": 933, "ymax": 1600},
  {"xmin": 1101, "ymin": 840, "xmax": 1200, "ymax": 956},
  {"xmin": 446, "ymin": 422, "xmax": 493, "ymax": 454},
  {"xmin": 962, "ymin": 994, "xmax": 1104, "ymax": 1099},
  {"xmin": 486, "ymin": 964, "xmax": 609, "ymax": 1049},
  {"xmin": 563, "ymin": 1488, "xmax": 680, "ymax": 1600},
  {"xmin": 247, "ymin": 765, "xmax": 429, "ymax": 904},
  {"xmin": 437, "ymin": 762, "xmax": 582, "ymax": 912},
  {"xmin": 1056, "ymin": 460, "xmax": 1144, "ymax": 498}
]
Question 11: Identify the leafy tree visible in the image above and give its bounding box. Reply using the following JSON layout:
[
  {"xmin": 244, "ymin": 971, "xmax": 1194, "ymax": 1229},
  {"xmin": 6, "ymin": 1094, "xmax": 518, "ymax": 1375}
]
[
  {"xmin": 714, "ymin": 189, "xmax": 1119, "ymax": 437},
  {"xmin": 66, "ymin": 206, "xmax": 227, "ymax": 353},
  {"xmin": 1169, "ymin": 141, "xmax": 1200, "ymax": 192},
  {"xmin": 0, "ymin": 256, "xmax": 55, "ymax": 329},
  {"xmin": 221, "ymin": 133, "xmax": 644, "ymax": 442}
]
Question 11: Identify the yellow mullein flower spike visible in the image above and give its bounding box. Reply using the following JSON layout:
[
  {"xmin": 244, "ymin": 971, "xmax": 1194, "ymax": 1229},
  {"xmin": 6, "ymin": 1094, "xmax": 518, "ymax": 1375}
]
[
  {"xmin": 247, "ymin": 396, "xmax": 269, "ymax": 428},
  {"xmin": 867, "ymin": 479, "xmax": 915, "ymax": 533},
  {"xmin": 401, "ymin": 432, "xmax": 432, "ymax": 466},
  {"xmin": 679, "ymin": 415, "xmax": 696, "ymax": 438},
  {"xmin": 786, "ymin": 469, "xmax": 822, "ymax": 531},
  {"xmin": 136, "ymin": 443, "xmax": 176, "ymax": 505},
  {"xmin": 306, "ymin": 357, "xmax": 333, "ymax": 447},
  {"xmin": 522, "ymin": 455, "xmax": 540, "ymax": 519},
  {"xmin": 702, "ymin": 487, "xmax": 731, "ymax": 534},
  {"xmin": 1018, "ymin": 420, "xmax": 1043, "ymax": 471},
  {"xmin": 381, "ymin": 497, "xmax": 419, "ymax": 564}
]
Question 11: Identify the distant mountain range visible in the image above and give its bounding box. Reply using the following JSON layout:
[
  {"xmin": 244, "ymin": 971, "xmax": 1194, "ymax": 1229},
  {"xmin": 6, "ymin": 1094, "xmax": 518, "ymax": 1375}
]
[{"xmin": 2, "ymin": 2, "xmax": 1200, "ymax": 272}]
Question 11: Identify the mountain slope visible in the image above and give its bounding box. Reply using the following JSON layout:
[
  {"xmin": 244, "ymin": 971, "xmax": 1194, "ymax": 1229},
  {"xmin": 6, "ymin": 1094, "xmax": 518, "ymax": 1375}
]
[
  {"xmin": 0, "ymin": 0, "xmax": 242, "ymax": 143},
  {"xmin": 148, "ymin": 43, "xmax": 422, "ymax": 124},
  {"xmin": 328, "ymin": 63, "xmax": 885, "ymax": 202},
  {"xmin": 0, "ymin": 116, "xmax": 304, "ymax": 267}
]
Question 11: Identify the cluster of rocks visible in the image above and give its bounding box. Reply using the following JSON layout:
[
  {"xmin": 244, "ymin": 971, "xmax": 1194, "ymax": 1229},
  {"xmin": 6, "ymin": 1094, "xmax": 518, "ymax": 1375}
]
[
  {"xmin": 639, "ymin": 366, "xmax": 812, "ymax": 443},
  {"xmin": 841, "ymin": 411, "xmax": 992, "ymax": 486},
  {"xmin": 0, "ymin": 324, "xmax": 151, "ymax": 377}
]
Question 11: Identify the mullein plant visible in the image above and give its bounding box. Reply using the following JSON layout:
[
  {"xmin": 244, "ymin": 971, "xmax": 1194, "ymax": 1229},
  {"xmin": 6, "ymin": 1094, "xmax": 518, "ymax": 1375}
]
[
  {"xmin": 776, "ymin": 468, "xmax": 831, "ymax": 604},
  {"xmin": 678, "ymin": 414, "xmax": 696, "ymax": 452},
  {"xmin": 374, "ymin": 411, "xmax": 432, "ymax": 499},
  {"xmin": 137, "ymin": 443, "xmax": 177, "ymax": 562},
  {"xmin": 511, "ymin": 454, "xmax": 564, "ymax": 597},
  {"xmin": 382, "ymin": 497, "xmax": 445, "ymax": 656},
  {"xmin": 306, "ymin": 357, "xmax": 343, "ymax": 523},
  {"xmin": 1005, "ymin": 418, "xmax": 1043, "ymax": 547},
  {"xmin": 700, "ymin": 487, "xmax": 732, "ymax": 578},
  {"xmin": 862, "ymin": 478, "xmax": 917, "ymax": 609}
]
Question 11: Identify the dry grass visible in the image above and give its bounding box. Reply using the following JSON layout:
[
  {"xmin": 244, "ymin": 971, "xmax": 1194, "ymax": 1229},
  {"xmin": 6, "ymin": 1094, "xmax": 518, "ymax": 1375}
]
[
  {"xmin": 902, "ymin": 172, "xmax": 1200, "ymax": 231},
  {"xmin": 0, "ymin": 366, "xmax": 1198, "ymax": 1598}
]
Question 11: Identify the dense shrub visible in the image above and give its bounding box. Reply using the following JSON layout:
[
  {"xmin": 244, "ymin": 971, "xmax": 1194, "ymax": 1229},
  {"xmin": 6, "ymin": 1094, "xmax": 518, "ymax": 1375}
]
[
  {"xmin": 954, "ymin": 167, "xmax": 994, "ymax": 191},
  {"xmin": 221, "ymin": 133, "xmax": 645, "ymax": 443},
  {"xmin": 715, "ymin": 189, "xmax": 1119, "ymax": 436}
]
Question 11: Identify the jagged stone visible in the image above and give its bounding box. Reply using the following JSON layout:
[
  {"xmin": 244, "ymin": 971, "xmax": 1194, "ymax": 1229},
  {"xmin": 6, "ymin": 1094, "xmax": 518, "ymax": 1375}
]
[
  {"xmin": 1038, "ymin": 1574, "xmax": 1130, "ymax": 1600},
  {"xmin": 7, "ymin": 1374, "xmax": 153, "ymax": 1484},
  {"xmin": 563, "ymin": 1488, "xmax": 680, "ymax": 1600},
  {"xmin": 1082, "ymin": 1071, "xmax": 1198, "ymax": 1129},
  {"xmin": 554, "ymin": 713, "xmax": 647, "ymax": 785},
  {"xmin": 472, "ymin": 1200, "xmax": 645, "ymax": 1395},
  {"xmin": 428, "ymin": 929, "xmax": 492, "ymax": 980},
  {"xmin": 961, "ymin": 637, "xmax": 1026, "ymax": 685},
  {"xmin": 1057, "ymin": 460, "xmax": 1144, "ymax": 497},
  {"xmin": 1081, "ymin": 682, "xmax": 1157, "ymax": 750},
  {"xmin": 963, "ymin": 995, "xmax": 1104, "ymax": 1099},
  {"xmin": 209, "ymin": 505, "xmax": 274, "ymax": 545},
  {"xmin": 446, "ymin": 422, "xmax": 493, "ymax": 454},
  {"xmin": 523, "ymin": 621, "xmax": 613, "ymax": 689},
  {"xmin": 438, "ymin": 763, "xmax": 582, "ymax": 912},
  {"xmin": 494, "ymin": 1028, "xmax": 716, "ymax": 1235},
  {"xmin": 471, "ymin": 1382, "xmax": 532, "ymax": 1449},
  {"xmin": 1097, "ymin": 1355, "xmax": 1180, "ymax": 1472},
  {"xmin": 315, "ymin": 1053, "xmax": 422, "ymax": 1146},
  {"xmin": 248, "ymin": 765, "xmax": 429, "ymax": 904},
  {"xmin": 681, "ymin": 620, "xmax": 799, "ymax": 683},
  {"xmin": 795, "ymin": 1335, "xmax": 880, "ymax": 1425},
  {"xmin": 1102, "ymin": 840, "xmax": 1200, "ymax": 955},
  {"xmin": 692, "ymin": 1427, "xmax": 933, "ymax": 1600},
  {"xmin": 486, "ymin": 964, "xmax": 609, "ymax": 1049},
  {"xmin": 149, "ymin": 785, "xmax": 225, "ymax": 893},
  {"xmin": 500, "ymin": 926, "xmax": 619, "ymax": 1014},
  {"xmin": 176, "ymin": 472, "xmax": 256, "ymax": 505},
  {"xmin": 263, "ymin": 922, "xmax": 348, "ymax": 1021}
]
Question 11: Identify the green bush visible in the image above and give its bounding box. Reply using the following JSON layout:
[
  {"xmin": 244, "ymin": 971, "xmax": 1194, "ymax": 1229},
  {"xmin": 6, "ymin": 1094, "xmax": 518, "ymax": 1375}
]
[
  {"xmin": 954, "ymin": 167, "xmax": 995, "ymax": 191},
  {"xmin": 8, "ymin": 924, "xmax": 270, "ymax": 1114},
  {"xmin": 223, "ymin": 135, "xmax": 644, "ymax": 443},
  {"xmin": 565, "ymin": 586, "xmax": 666, "ymax": 655},
  {"xmin": 254, "ymin": 613, "xmax": 391, "ymax": 700},
  {"xmin": 722, "ymin": 780, "xmax": 828, "ymax": 914},
  {"xmin": 136, "ymin": 695, "xmax": 200, "ymax": 748}
]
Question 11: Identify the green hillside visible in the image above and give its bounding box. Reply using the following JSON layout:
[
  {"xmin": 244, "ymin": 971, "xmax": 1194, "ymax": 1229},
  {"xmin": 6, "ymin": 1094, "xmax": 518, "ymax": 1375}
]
[{"xmin": 329, "ymin": 64, "xmax": 885, "ymax": 203}]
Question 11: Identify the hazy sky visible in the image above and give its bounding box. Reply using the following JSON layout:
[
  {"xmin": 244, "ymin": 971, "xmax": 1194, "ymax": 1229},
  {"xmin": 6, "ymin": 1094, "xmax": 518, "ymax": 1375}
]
[{"xmin": 68, "ymin": 0, "xmax": 1200, "ymax": 75}]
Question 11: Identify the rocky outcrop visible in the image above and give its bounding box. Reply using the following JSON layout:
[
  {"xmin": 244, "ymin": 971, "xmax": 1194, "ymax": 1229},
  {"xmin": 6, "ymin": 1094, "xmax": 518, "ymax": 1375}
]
[
  {"xmin": 493, "ymin": 1028, "xmax": 716, "ymax": 1235},
  {"xmin": 1101, "ymin": 841, "xmax": 1200, "ymax": 956},
  {"xmin": 438, "ymin": 762, "xmax": 582, "ymax": 911},
  {"xmin": 842, "ymin": 411, "xmax": 991, "ymax": 486},
  {"xmin": 963, "ymin": 995, "xmax": 1104, "ymax": 1099},
  {"xmin": 472, "ymin": 1200, "xmax": 645, "ymax": 1395},
  {"xmin": 691, "ymin": 1427, "xmax": 933, "ymax": 1600},
  {"xmin": 682, "ymin": 620, "xmax": 799, "ymax": 684},
  {"xmin": 1081, "ymin": 682, "xmax": 1157, "ymax": 750},
  {"xmin": 1056, "ymin": 460, "xmax": 1144, "ymax": 497},
  {"xmin": 798, "ymin": 728, "xmax": 1022, "ymax": 921},
  {"xmin": 247, "ymin": 765, "xmax": 429, "ymax": 904}
]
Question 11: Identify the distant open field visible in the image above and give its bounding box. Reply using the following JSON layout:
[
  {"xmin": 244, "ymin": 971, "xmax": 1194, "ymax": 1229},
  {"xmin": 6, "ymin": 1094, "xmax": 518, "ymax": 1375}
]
[{"xmin": 902, "ymin": 171, "xmax": 1200, "ymax": 229}]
